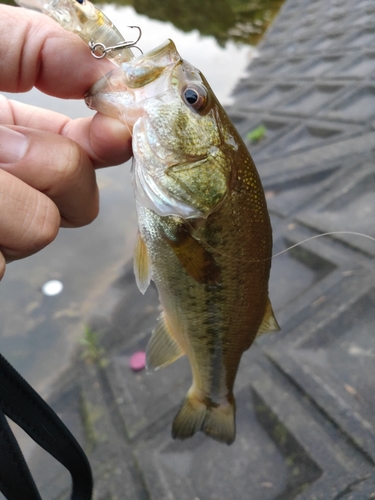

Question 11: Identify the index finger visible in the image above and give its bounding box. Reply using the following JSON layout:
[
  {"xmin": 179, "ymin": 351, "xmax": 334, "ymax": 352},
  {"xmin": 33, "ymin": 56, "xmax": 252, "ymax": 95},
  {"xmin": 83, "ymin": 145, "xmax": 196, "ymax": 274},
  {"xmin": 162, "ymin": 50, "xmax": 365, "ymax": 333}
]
[{"xmin": 0, "ymin": 4, "xmax": 114, "ymax": 98}]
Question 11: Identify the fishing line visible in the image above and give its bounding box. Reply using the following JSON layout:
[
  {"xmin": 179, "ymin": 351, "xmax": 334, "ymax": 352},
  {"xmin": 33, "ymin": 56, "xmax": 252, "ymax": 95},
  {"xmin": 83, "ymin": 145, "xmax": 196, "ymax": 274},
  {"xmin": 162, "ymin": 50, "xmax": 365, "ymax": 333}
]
[
  {"xmin": 271, "ymin": 231, "xmax": 375, "ymax": 259},
  {"xmin": 182, "ymin": 223, "xmax": 375, "ymax": 264}
]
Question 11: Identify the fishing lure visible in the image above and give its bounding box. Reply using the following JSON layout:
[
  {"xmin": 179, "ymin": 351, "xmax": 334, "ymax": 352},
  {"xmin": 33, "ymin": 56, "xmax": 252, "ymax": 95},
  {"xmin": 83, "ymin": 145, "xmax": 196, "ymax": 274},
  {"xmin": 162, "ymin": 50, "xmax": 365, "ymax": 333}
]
[{"xmin": 14, "ymin": 0, "xmax": 141, "ymax": 64}]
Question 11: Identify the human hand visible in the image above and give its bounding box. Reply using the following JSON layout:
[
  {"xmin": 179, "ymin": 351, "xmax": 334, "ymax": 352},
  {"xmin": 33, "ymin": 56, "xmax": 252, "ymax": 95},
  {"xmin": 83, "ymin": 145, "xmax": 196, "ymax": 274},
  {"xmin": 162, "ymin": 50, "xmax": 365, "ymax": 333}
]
[{"xmin": 0, "ymin": 4, "xmax": 132, "ymax": 279}]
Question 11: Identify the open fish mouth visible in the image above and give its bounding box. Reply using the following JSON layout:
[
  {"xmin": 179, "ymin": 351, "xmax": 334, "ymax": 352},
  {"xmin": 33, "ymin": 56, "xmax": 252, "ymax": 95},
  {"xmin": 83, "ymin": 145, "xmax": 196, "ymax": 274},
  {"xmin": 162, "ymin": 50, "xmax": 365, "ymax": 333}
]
[{"xmin": 85, "ymin": 39, "xmax": 181, "ymax": 118}]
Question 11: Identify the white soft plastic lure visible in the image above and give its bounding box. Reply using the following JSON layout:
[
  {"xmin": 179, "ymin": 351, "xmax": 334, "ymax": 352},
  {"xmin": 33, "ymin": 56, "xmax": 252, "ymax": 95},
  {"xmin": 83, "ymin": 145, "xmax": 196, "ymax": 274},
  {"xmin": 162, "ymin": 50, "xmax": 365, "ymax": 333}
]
[{"xmin": 14, "ymin": 0, "xmax": 137, "ymax": 64}]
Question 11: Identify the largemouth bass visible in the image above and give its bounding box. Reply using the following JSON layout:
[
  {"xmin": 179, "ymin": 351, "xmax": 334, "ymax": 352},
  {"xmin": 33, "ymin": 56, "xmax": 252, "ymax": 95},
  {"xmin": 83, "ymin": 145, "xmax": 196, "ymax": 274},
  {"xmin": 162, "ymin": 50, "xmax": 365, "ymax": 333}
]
[{"xmin": 86, "ymin": 39, "xmax": 279, "ymax": 445}]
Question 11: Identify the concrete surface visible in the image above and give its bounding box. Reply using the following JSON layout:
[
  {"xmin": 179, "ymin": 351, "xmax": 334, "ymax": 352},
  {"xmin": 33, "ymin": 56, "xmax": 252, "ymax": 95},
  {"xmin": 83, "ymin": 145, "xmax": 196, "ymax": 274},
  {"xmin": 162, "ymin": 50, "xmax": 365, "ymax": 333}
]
[{"xmin": 13, "ymin": 0, "xmax": 375, "ymax": 498}]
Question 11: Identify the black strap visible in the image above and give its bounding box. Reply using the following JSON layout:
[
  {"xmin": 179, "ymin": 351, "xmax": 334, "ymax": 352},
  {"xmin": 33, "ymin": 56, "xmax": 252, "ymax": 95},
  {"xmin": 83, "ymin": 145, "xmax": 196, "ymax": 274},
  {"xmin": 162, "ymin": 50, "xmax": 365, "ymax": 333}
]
[
  {"xmin": 0, "ymin": 352, "xmax": 93, "ymax": 500},
  {"xmin": 0, "ymin": 410, "xmax": 41, "ymax": 499}
]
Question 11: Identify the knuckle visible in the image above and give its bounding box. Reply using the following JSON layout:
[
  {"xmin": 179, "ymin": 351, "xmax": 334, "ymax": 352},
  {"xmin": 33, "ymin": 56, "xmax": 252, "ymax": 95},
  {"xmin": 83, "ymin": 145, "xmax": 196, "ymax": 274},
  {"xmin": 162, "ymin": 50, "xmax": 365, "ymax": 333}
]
[
  {"xmin": 0, "ymin": 252, "xmax": 5, "ymax": 280},
  {"xmin": 55, "ymin": 139, "xmax": 82, "ymax": 183},
  {"xmin": 0, "ymin": 94, "xmax": 14, "ymax": 124},
  {"xmin": 0, "ymin": 176, "xmax": 60, "ymax": 260},
  {"xmin": 34, "ymin": 200, "xmax": 60, "ymax": 249},
  {"xmin": 84, "ymin": 186, "xmax": 100, "ymax": 224},
  {"xmin": 24, "ymin": 195, "xmax": 60, "ymax": 254},
  {"xmin": 61, "ymin": 185, "xmax": 99, "ymax": 228},
  {"xmin": 79, "ymin": 202, "xmax": 99, "ymax": 227}
]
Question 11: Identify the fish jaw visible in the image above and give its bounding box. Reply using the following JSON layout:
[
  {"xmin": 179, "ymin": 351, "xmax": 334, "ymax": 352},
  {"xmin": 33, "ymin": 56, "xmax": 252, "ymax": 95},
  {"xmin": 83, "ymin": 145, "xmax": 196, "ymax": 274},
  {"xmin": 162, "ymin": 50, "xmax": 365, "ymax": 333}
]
[
  {"xmin": 85, "ymin": 39, "xmax": 181, "ymax": 126},
  {"xmin": 85, "ymin": 68, "xmax": 139, "ymax": 124}
]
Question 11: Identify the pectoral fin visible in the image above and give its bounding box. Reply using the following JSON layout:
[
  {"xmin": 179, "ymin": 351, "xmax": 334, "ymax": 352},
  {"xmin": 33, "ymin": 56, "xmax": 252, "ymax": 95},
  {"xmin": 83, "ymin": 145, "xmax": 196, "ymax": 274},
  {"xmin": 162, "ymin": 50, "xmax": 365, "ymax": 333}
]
[
  {"xmin": 164, "ymin": 225, "xmax": 220, "ymax": 285},
  {"xmin": 256, "ymin": 298, "xmax": 280, "ymax": 337},
  {"xmin": 133, "ymin": 232, "xmax": 152, "ymax": 294},
  {"xmin": 146, "ymin": 312, "xmax": 184, "ymax": 371}
]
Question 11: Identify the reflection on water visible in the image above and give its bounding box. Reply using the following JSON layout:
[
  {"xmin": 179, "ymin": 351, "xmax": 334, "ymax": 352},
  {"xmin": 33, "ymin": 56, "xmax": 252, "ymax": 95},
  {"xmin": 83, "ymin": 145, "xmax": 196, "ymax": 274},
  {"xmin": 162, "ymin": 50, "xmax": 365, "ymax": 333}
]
[
  {"xmin": 102, "ymin": 0, "xmax": 285, "ymax": 46},
  {"xmin": 1, "ymin": 0, "xmax": 285, "ymax": 46},
  {"xmin": 97, "ymin": 4, "xmax": 254, "ymax": 106}
]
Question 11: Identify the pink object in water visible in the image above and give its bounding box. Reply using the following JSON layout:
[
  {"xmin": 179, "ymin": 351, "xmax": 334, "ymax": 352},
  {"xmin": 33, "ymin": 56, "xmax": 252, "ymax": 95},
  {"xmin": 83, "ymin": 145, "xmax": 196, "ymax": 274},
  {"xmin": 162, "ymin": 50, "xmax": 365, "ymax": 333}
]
[{"xmin": 130, "ymin": 351, "xmax": 146, "ymax": 371}]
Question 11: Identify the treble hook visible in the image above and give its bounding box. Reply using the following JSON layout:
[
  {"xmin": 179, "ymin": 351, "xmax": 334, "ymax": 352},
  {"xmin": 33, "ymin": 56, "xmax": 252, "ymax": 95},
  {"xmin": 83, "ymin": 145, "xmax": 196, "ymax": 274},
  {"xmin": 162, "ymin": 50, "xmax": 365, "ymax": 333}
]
[{"xmin": 89, "ymin": 26, "xmax": 143, "ymax": 59}]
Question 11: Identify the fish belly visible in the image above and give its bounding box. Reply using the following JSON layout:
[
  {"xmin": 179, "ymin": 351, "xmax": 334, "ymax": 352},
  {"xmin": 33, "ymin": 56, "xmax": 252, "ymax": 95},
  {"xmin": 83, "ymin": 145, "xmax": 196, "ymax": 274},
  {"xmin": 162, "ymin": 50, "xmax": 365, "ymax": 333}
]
[{"xmin": 137, "ymin": 199, "xmax": 271, "ymax": 444}]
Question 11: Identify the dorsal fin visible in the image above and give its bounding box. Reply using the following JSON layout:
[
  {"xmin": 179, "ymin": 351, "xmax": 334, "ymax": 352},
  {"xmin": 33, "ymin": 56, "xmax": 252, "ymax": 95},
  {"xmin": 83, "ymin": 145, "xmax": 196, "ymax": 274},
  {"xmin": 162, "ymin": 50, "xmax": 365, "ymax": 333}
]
[
  {"xmin": 256, "ymin": 298, "xmax": 280, "ymax": 337},
  {"xmin": 146, "ymin": 312, "xmax": 185, "ymax": 371},
  {"xmin": 133, "ymin": 232, "xmax": 152, "ymax": 294}
]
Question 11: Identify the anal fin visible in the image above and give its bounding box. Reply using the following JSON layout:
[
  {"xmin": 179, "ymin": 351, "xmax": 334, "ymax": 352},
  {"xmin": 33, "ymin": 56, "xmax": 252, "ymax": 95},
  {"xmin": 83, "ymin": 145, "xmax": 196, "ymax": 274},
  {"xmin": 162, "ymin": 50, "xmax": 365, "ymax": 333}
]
[
  {"xmin": 146, "ymin": 312, "xmax": 184, "ymax": 371},
  {"xmin": 256, "ymin": 297, "xmax": 281, "ymax": 337}
]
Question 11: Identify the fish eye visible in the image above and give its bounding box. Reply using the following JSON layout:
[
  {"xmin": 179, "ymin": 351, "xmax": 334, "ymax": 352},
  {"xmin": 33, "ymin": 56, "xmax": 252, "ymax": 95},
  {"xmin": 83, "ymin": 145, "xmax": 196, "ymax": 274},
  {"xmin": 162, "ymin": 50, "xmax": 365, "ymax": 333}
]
[{"xmin": 182, "ymin": 84, "xmax": 207, "ymax": 112}]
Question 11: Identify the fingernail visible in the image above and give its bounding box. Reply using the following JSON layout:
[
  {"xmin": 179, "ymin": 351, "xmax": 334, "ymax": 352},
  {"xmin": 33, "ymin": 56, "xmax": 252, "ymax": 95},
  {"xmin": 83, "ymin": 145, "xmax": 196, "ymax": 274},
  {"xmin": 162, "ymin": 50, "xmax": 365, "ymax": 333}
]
[{"xmin": 0, "ymin": 126, "xmax": 28, "ymax": 163}]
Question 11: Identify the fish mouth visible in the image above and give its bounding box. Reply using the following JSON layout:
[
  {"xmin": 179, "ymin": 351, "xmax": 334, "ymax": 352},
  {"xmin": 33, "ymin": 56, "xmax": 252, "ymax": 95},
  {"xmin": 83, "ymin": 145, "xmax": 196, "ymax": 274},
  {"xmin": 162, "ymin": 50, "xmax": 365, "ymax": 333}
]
[
  {"xmin": 135, "ymin": 38, "xmax": 181, "ymax": 71},
  {"xmin": 85, "ymin": 39, "xmax": 181, "ymax": 116}
]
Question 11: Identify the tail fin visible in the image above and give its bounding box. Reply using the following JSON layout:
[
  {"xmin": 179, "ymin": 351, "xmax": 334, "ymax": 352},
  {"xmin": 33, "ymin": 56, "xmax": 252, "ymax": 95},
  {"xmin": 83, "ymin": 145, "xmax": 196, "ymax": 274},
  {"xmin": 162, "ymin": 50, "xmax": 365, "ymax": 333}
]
[{"xmin": 171, "ymin": 390, "xmax": 236, "ymax": 445}]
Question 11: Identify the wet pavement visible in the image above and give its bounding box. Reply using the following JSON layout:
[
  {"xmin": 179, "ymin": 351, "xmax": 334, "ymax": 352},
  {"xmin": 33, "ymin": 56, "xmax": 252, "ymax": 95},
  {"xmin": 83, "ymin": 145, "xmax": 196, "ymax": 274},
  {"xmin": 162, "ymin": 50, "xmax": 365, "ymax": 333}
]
[{"xmin": 2, "ymin": 0, "xmax": 375, "ymax": 498}]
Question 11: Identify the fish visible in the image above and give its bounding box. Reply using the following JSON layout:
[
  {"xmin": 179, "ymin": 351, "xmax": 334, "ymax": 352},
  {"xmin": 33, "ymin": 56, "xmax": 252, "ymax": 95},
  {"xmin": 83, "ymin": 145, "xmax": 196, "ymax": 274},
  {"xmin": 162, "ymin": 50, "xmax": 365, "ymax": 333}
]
[
  {"xmin": 86, "ymin": 39, "xmax": 280, "ymax": 445},
  {"xmin": 14, "ymin": 0, "xmax": 135, "ymax": 64}
]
